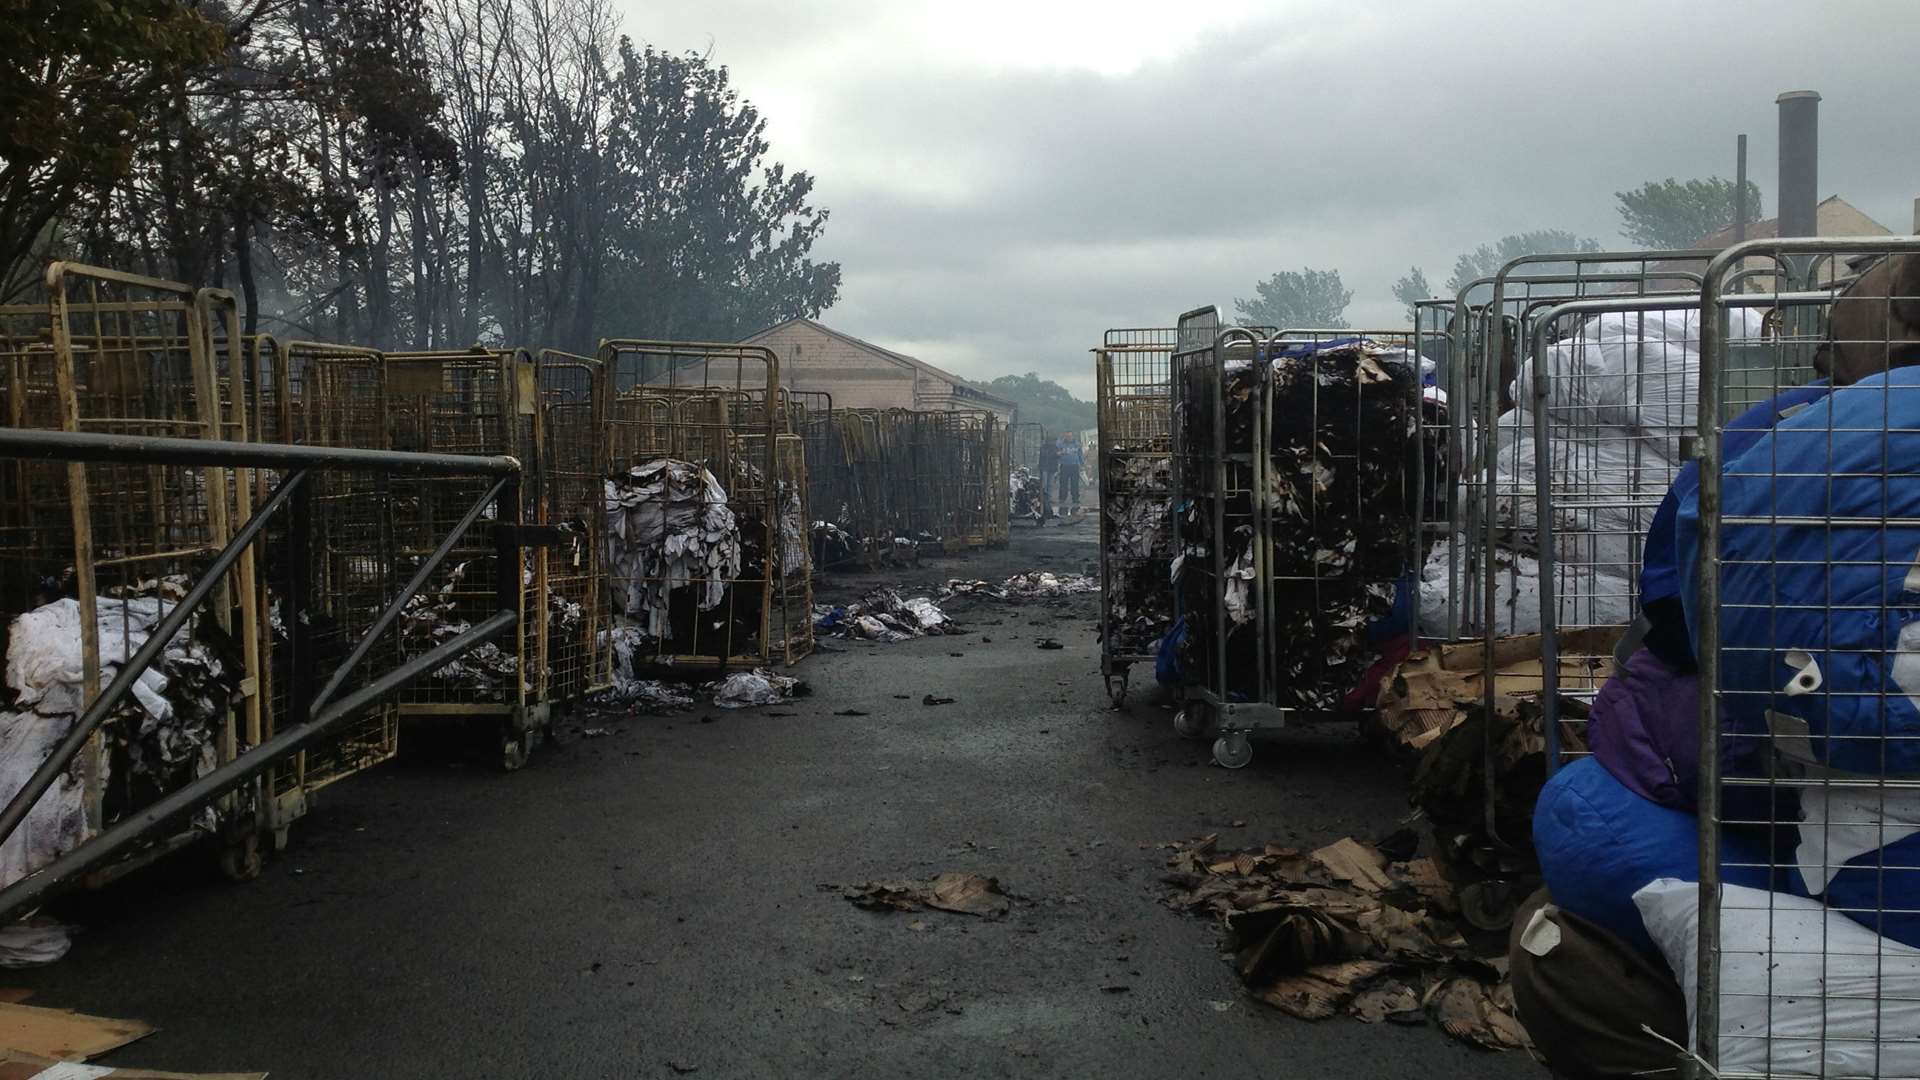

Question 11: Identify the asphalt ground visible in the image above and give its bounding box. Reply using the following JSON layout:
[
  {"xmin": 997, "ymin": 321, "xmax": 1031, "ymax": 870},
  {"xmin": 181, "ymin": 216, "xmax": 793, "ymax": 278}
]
[{"xmin": 14, "ymin": 520, "xmax": 1540, "ymax": 1080}]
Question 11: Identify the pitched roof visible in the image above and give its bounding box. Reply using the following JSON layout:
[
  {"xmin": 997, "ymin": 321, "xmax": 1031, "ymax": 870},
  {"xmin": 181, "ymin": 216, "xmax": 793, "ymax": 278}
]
[
  {"xmin": 1691, "ymin": 194, "xmax": 1893, "ymax": 248},
  {"xmin": 1615, "ymin": 196, "xmax": 1896, "ymax": 294},
  {"xmin": 743, "ymin": 317, "xmax": 1017, "ymax": 410}
]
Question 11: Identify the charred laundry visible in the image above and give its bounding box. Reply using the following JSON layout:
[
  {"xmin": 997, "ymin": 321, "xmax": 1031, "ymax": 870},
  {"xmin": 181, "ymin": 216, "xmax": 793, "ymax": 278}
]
[
  {"xmin": 1009, "ymin": 467, "xmax": 1045, "ymax": 522},
  {"xmin": 1173, "ymin": 339, "xmax": 1420, "ymax": 710},
  {"xmin": 0, "ymin": 584, "xmax": 242, "ymax": 890},
  {"xmin": 815, "ymin": 589, "xmax": 955, "ymax": 643},
  {"xmin": 1102, "ymin": 451, "xmax": 1174, "ymax": 657}
]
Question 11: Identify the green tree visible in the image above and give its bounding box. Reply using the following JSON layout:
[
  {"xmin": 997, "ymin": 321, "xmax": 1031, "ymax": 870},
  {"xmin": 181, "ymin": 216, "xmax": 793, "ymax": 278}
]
[
  {"xmin": 1391, "ymin": 266, "xmax": 1432, "ymax": 314},
  {"xmin": 1233, "ymin": 267, "xmax": 1351, "ymax": 330},
  {"xmin": 600, "ymin": 40, "xmax": 841, "ymax": 343},
  {"xmin": 1615, "ymin": 176, "xmax": 1764, "ymax": 249},
  {"xmin": 1445, "ymin": 230, "xmax": 1602, "ymax": 294},
  {"xmin": 0, "ymin": 0, "xmax": 228, "ymax": 299},
  {"xmin": 974, "ymin": 372, "xmax": 1094, "ymax": 435}
]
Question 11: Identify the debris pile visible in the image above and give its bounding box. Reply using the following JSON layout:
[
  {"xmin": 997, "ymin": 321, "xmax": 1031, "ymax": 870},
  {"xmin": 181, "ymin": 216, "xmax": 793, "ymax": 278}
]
[
  {"xmin": 839, "ymin": 872, "xmax": 1012, "ymax": 918},
  {"xmin": 1160, "ymin": 833, "xmax": 1528, "ymax": 1051},
  {"xmin": 710, "ymin": 668, "xmax": 808, "ymax": 709},
  {"xmin": 815, "ymin": 589, "xmax": 955, "ymax": 643},
  {"xmin": 1, "ymin": 588, "xmax": 242, "ymax": 893},
  {"xmin": 1372, "ymin": 632, "xmax": 1614, "ymax": 928},
  {"xmin": 1009, "ymin": 467, "xmax": 1045, "ymax": 522},
  {"xmin": 941, "ymin": 572, "xmax": 1099, "ymax": 602},
  {"xmin": 603, "ymin": 460, "xmax": 742, "ymax": 638}
]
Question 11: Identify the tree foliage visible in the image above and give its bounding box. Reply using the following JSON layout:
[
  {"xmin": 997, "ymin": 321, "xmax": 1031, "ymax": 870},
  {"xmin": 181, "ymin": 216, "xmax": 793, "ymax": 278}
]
[
  {"xmin": 1391, "ymin": 266, "xmax": 1432, "ymax": 314},
  {"xmin": 0, "ymin": 0, "xmax": 229, "ymax": 298},
  {"xmin": 2, "ymin": 0, "xmax": 841, "ymax": 353},
  {"xmin": 976, "ymin": 372, "xmax": 1093, "ymax": 435},
  {"xmin": 1445, "ymin": 230, "xmax": 1602, "ymax": 294},
  {"xmin": 1233, "ymin": 267, "xmax": 1351, "ymax": 330},
  {"xmin": 1615, "ymin": 176, "xmax": 1764, "ymax": 250}
]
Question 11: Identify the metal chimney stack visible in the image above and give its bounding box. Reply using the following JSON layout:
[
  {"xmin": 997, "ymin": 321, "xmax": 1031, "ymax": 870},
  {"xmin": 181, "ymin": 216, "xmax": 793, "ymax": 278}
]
[{"xmin": 1777, "ymin": 90, "xmax": 1821, "ymax": 239}]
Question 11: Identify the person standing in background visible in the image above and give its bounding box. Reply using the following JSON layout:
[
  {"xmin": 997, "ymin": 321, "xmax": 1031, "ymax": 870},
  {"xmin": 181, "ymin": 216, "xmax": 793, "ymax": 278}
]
[
  {"xmin": 1035, "ymin": 434, "xmax": 1059, "ymax": 522},
  {"xmin": 1057, "ymin": 433, "xmax": 1083, "ymax": 515}
]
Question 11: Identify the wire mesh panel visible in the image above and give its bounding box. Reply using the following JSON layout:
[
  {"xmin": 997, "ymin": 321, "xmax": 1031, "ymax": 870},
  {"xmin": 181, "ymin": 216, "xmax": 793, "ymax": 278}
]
[
  {"xmin": 1009, "ymin": 421, "xmax": 1044, "ymax": 471},
  {"xmin": 1690, "ymin": 237, "xmax": 1920, "ymax": 1079},
  {"xmin": 1434, "ymin": 254, "xmax": 1718, "ymax": 652},
  {"xmin": 1096, "ymin": 328, "xmax": 1177, "ymax": 704},
  {"xmin": 834, "ymin": 409, "xmax": 898, "ymax": 560},
  {"xmin": 943, "ymin": 410, "xmax": 996, "ymax": 549},
  {"xmin": 260, "ymin": 340, "xmax": 400, "ymax": 792},
  {"xmin": 599, "ymin": 341, "xmax": 794, "ymax": 671},
  {"xmin": 1409, "ymin": 298, "xmax": 1462, "ymax": 639},
  {"xmin": 0, "ymin": 263, "xmax": 266, "ymax": 879},
  {"xmin": 1526, "ymin": 290, "xmax": 1843, "ymax": 770},
  {"xmin": 900, "ymin": 410, "xmax": 954, "ymax": 547},
  {"xmin": 790, "ymin": 392, "xmax": 851, "ymax": 548},
  {"xmin": 537, "ymin": 350, "xmax": 607, "ymax": 701},
  {"xmin": 377, "ymin": 349, "xmax": 537, "ymax": 763}
]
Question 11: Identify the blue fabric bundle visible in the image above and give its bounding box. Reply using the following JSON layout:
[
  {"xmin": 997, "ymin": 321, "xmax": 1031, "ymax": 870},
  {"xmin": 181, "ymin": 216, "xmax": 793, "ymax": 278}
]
[
  {"xmin": 1678, "ymin": 368, "xmax": 1920, "ymax": 775},
  {"xmin": 1534, "ymin": 757, "xmax": 1773, "ymax": 955}
]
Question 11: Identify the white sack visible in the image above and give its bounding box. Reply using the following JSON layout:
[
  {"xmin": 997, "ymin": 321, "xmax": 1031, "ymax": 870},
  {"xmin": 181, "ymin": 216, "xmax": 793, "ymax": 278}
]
[
  {"xmin": 1416, "ymin": 535, "xmax": 1634, "ymax": 638},
  {"xmin": 1635, "ymin": 877, "xmax": 1920, "ymax": 1077}
]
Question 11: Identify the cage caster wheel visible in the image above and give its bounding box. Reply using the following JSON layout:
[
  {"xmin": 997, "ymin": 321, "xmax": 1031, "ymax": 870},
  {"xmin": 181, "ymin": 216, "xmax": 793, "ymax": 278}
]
[
  {"xmin": 1173, "ymin": 707, "xmax": 1207, "ymax": 739},
  {"xmin": 218, "ymin": 831, "xmax": 263, "ymax": 882},
  {"xmin": 1212, "ymin": 733, "xmax": 1253, "ymax": 770},
  {"xmin": 1105, "ymin": 671, "xmax": 1129, "ymax": 707}
]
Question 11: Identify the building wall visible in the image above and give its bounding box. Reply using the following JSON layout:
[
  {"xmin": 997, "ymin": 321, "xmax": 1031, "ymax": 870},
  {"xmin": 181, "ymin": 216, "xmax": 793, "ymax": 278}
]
[
  {"xmin": 913, "ymin": 376, "xmax": 1016, "ymax": 422},
  {"xmin": 750, "ymin": 322, "xmax": 917, "ymax": 410},
  {"xmin": 746, "ymin": 321, "xmax": 1014, "ymax": 420}
]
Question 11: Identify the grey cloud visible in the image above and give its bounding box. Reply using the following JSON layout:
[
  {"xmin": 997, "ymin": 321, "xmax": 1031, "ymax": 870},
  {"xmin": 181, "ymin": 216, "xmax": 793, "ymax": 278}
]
[{"xmin": 630, "ymin": 0, "xmax": 1920, "ymax": 395}]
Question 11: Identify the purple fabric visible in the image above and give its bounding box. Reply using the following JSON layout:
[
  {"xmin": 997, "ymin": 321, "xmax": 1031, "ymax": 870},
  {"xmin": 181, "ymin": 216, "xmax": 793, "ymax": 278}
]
[{"xmin": 1587, "ymin": 648, "xmax": 1699, "ymax": 811}]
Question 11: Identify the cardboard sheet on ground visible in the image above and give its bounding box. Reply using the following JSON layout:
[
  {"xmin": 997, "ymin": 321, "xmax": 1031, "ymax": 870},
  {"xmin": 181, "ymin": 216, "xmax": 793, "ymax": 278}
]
[
  {"xmin": 0, "ymin": 1052, "xmax": 264, "ymax": 1079},
  {"xmin": 840, "ymin": 873, "xmax": 1010, "ymax": 918},
  {"xmin": 0, "ymin": 1004, "xmax": 153, "ymax": 1062},
  {"xmin": 1160, "ymin": 833, "xmax": 1528, "ymax": 1052}
]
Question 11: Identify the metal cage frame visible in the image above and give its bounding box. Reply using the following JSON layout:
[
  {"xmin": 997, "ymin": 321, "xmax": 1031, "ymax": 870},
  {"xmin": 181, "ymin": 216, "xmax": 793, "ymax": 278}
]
[
  {"xmin": 1691, "ymin": 235, "xmax": 1920, "ymax": 1078},
  {"xmin": 1168, "ymin": 311, "xmax": 1423, "ymax": 768}
]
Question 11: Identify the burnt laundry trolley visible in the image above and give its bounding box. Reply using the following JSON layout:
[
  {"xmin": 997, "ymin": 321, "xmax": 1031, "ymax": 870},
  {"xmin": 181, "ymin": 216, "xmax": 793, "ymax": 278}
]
[
  {"xmin": 1094, "ymin": 328, "xmax": 1179, "ymax": 705},
  {"xmin": 1168, "ymin": 311, "xmax": 1424, "ymax": 767}
]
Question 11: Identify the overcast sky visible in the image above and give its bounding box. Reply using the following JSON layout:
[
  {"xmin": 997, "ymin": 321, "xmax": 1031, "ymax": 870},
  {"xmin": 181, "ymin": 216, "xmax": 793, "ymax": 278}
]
[{"xmin": 617, "ymin": 0, "xmax": 1920, "ymax": 397}]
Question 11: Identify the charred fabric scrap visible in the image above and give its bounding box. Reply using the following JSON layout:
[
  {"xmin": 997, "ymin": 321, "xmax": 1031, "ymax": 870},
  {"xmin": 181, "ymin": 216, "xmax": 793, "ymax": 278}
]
[
  {"xmin": 941, "ymin": 572, "xmax": 1099, "ymax": 602},
  {"xmin": 1101, "ymin": 452, "xmax": 1174, "ymax": 658},
  {"xmin": 1161, "ymin": 834, "xmax": 1527, "ymax": 1051},
  {"xmin": 1173, "ymin": 341, "xmax": 1422, "ymax": 710},
  {"xmin": 397, "ymin": 557, "xmax": 588, "ymax": 699},
  {"xmin": 590, "ymin": 646, "xmax": 807, "ymax": 711},
  {"xmin": 0, "ymin": 582, "xmax": 242, "ymax": 902},
  {"xmin": 814, "ymin": 589, "xmax": 955, "ymax": 643}
]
